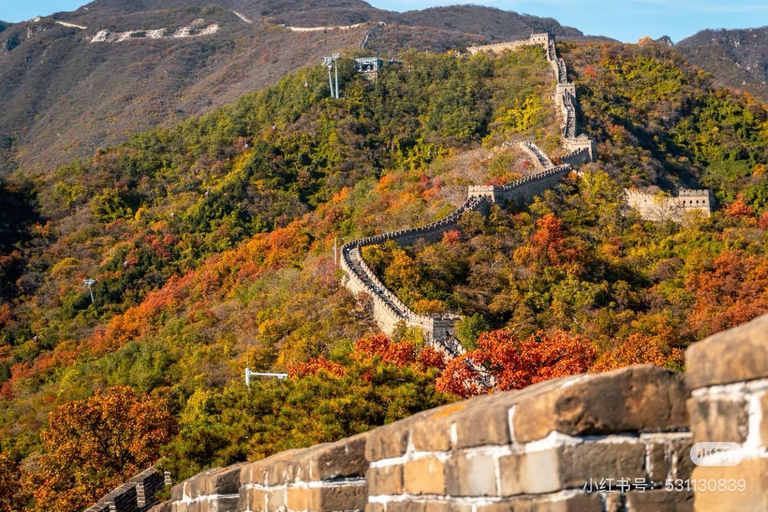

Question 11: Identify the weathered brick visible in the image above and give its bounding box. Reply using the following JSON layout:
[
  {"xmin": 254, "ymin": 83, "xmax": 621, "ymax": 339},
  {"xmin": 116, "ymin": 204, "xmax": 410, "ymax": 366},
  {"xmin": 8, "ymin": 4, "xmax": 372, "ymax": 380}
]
[
  {"xmin": 404, "ymin": 457, "xmax": 446, "ymax": 495},
  {"xmin": 366, "ymin": 422, "xmax": 411, "ymax": 462},
  {"xmin": 207, "ymin": 495, "xmax": 240, "ymax": 512},
  {"xmin": 513, "ymin": 366, "xmax": 688, "ymax": 443},
  {"xmin": 365, "ymin": 502, "xmax": 385, "ymax": 512},
  {"xmin": 691, "ymin": 459, "xmax": 768, "ymax": 511},
  {"xmin": 625, "ymin": 489, "xmax": 693, "ymax": 512},
  {"xmin": 367, "ymin": 465, "xmax": 403, "ymax": 495},
  {"xmin": 445, "ymin": 452, "xmax": 497, "ymax": 496},
  {"xmin": 685, "ymin": 312, "xmax": 768, "ymax": 389},
  {"xmin": 285, "ymin": 487, "xmax": 310, "ymax": 511},
  {"xmin": 424, "ymin": 501, "xmax": 472, "ymax": 512},
  {"xmin": 387, "ymin": 501, "xmax": 426, "ymax": 512},
  {"xmin": 308, "ymin": 433, "xmax": 369, "ymax": 481},
  {"xmin": 266, "ymin": 489, "xmax": 286, "ymax": 512},
  {"xmin": 242, "ymin": 488, "xmax": 266, "ymax": 512},
  {"xmin": 498, "ymin": 442, "xmax": 646, "ymax": 496},
  {"xmin": 646, "ymin": 440, "xmax": 669, "ymax": 482},
  {"xmin": 311, "ymin": 483, "xmax": 368, "ymax": 512},
  {"xmin": 687, "ymin": 396, "xmax": 748, "ymax": 444},
  {"xmin": 205, "ymin": 465, "xmax": 244, "ymax": 495}
]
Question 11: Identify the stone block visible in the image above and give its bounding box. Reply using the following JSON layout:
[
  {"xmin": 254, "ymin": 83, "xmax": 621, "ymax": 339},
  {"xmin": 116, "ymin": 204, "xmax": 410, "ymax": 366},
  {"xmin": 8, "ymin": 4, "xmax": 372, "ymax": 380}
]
[
  {"xmin": 626, "ymin": 489, "xmax": 693, "ymax": 512},
  {"xmin": 761, "ymin": 392, "xmax": 768, "ymax": 448},
  {"xmin": 687, "ymin": 397, "xmax": 748, "ymax": 444},
  {"xmin": 367, "ymin": 465, "xmax": 403, "ymax": 495},
  {"xmin": 647, "ymin": 440, "xmax": 669, "ymax": 482},
  {"xmin": 512, "ymin": 366, "xmax": 688, "ymax": 443},
  {"xmin": 366, "ymin": 421, "xmax": 411, "ymax": 462},
  {"xmin": 310, "ymin": 483, "xmax": 368, "ymax": 512},
  {"xmin": 205, "ymin": 465, "xmax": 244, "ymax": 495},
  {"xmin": 386, "ymin": 502, "xmax": 426, "ymax": 512},
  {"xmin": 309, "ymin": 433, "xmax": 369, "ymax": 481},
  {"xmin": 208, "ymin": 495, "xmax": 240, "ymax": 512},
  {"xmin": 692, "ymin": 458, "xmax": 768, "ymax": 511},
  {"xmin": 266, "ymin": 489, "xmax": 286, "ymax": 512},
  {"xmin": 445, "ymin": 452, "xmax": 497, "ymax": 496},
  {"xmin": 286, "ymin": 487, "xmax": 310, "ymax": 511},
  {"xmin": 424, "ymin": 502, "xmax": 472, "ymax": 512},
  {"xmin": 243, "ymin": 488, "xmax": 267, "ymax": 512},
  {"xmin": 403, "ymin": 457, "xmax": 446, "ymax": 495},
  {"xmin": 498, "ymin": 442, "xmax": 645, "ymax": 496},
  {"xmin": 685, "ymin": 312, "xmax": 768, "ymax": 389},
  {"xmin": 365, "ymin": 503, "xmax": 385, "ymax": 512}
]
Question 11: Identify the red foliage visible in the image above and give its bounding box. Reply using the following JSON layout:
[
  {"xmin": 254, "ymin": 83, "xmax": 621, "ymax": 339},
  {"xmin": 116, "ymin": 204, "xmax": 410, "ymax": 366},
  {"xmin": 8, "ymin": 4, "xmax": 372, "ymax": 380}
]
[
  {"xmin": 441, "ymin": 229, "xmax": 461, "ymax": 246},
  {"xmin": 686, "ymin": 250, "xmax": 768, "ymax": 338},
  {"xmin": 356, "ymin": 334, "xmax": 417, "ymax": 367},
  {"xmin": 759, "ymin": 211, "xmax": 768, "ymax": 230},
  {"xmin": 725, "ymin": 194, "xmax": 754, "ymax": 219},
  {"xmin": 416, "ymin": 345, "xmax": 447, "ymax": 370},
  {"xmin": 435, "ymin": 329, "xmax": 595, "ymax": 398},
  {"xmin": 288, "ymin": 357, "xmax": 345, "ymax": 378}
]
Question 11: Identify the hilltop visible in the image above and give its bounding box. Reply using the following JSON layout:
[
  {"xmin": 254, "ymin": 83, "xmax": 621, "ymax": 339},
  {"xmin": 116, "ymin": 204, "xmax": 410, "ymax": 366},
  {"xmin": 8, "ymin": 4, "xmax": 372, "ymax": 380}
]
[{"xmin": 677, "ymin": 25, "xmax": 768, "ymax": 102}]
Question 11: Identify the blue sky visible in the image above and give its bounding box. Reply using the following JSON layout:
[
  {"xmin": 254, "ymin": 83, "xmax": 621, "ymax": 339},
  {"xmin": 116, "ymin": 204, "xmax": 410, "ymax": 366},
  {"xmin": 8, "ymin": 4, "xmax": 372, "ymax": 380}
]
[{"xmin": 1, "ymin": 0, "xmax": 767, "ymax": 43}]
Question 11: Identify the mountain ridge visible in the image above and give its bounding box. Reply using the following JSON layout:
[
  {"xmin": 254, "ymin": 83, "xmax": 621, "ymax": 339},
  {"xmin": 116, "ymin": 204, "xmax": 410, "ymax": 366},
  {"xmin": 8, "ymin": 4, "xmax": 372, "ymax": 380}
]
[{"xmin": 0, "ymin": 1, "xmax": 591, "ymax": 174}]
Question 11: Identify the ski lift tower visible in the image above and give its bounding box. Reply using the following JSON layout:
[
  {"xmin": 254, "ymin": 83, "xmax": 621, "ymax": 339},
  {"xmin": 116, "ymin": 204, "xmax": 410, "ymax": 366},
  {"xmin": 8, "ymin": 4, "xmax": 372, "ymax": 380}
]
[{"xmin": 323, "ymin": 54, "xmax": 341, "ymax": 99}]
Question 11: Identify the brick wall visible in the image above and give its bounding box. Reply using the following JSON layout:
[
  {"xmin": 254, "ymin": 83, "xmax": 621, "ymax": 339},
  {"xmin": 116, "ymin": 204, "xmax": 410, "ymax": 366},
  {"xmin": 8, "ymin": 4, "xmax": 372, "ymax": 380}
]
[
  {"xmin": 685, "ymin": 314, "xmax": 768, "ymax": 511},
  {"xmin": 84, "ymin": 467, "xmax": 168, "ymax": 512},
  {"xmin": 154, "ymin": 365, "xmax": 697, "ymax": 512},
  {"xmin": 120, "ymin": 312, "xmax": 768, "ymax": 512}
]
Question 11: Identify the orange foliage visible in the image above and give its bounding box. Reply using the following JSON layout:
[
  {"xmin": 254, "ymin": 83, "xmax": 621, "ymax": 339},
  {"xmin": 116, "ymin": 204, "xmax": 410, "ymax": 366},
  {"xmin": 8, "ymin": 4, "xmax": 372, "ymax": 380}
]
[
  {"xmin": 26, "ymin": 387, "xmax": 176, "ymax": 512},
  {"xmin": 725, "ymin": 194, "xmax": 754, "ymax": 219},
  {"xmin": 441, "ymin": 229, "xmax": 461, "ymax": 246},
  {"xmin": 686, "ymin": 250, "xmax": 768, "ymax": 338},
  {"xmin": 591, "ymin": 333, "xmax": 683, "ymax": 372},
  {"xmin": 356, "ymin": 334, "xmax": 417, "ymax": 367},
  {"xmin": 289, "ymin": 357, "xmax": 345, "ymax": 378},
  {"xmin": 436, "ymin": 329, "xmax": 595, "ymax": 398}
]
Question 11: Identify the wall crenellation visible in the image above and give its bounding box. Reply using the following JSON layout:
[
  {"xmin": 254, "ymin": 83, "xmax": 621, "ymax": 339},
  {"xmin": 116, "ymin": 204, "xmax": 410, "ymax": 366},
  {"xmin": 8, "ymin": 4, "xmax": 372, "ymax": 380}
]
[
  {"xmin": 84, "ymin": 467, "xmax": 168, "ymax": 512},
  {"xmin": 625, "ymin": 188, "xmax": 713, "ymax": 222}
]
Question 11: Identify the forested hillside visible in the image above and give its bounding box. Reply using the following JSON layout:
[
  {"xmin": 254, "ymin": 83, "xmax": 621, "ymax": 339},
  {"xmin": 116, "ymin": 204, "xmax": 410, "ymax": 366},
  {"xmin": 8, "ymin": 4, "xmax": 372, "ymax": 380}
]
[{"xmin": 1, "ymin": 38, "xmax": 768, "ymax": 511}]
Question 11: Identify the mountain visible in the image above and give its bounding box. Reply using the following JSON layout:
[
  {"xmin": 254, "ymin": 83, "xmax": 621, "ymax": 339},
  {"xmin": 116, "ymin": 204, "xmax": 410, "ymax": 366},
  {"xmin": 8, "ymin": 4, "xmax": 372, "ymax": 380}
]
[
  {"xmin": 677, "ymin": 26, "xmax": 768, "ymax": 102},
  {"xmin": 0, "ymin": 1, "xmax": 590, "ymax": 175}
]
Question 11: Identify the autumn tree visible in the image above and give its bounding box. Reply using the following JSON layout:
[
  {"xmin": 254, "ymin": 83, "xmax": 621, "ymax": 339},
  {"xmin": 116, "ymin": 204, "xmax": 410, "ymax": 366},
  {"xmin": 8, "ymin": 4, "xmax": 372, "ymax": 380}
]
[
  {"xmin": 436, "ymin": 329, "xmax": 595, "ymax": 398},
  {"xmin": 25, "ymin": 387, "xmax": 177, "ymax": 512}
]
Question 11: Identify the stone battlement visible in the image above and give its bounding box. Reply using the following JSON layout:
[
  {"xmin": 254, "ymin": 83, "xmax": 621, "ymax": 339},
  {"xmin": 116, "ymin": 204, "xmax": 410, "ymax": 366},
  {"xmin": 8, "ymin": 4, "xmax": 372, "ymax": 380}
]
[
  {"xmin": 625, "ymin": 188, "xmax": 713, "ymax": 222},
  {"xmin": 84, "ymin": 467, "xmax": 168, "ymax": 512},
  {"xmin": 340, "ymin": 33, "xmax": 595, "ymax": 351},
  {"xmin": 92, "ymin": 312, "xmax": 768, "ymax": 512}
]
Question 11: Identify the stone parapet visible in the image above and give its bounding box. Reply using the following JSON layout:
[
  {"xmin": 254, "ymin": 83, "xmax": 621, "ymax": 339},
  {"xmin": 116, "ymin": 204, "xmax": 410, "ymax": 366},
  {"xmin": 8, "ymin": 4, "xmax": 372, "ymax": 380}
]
[{"xmin": 685, "ymin": 312, "xmax": 768, "ymax": 511}]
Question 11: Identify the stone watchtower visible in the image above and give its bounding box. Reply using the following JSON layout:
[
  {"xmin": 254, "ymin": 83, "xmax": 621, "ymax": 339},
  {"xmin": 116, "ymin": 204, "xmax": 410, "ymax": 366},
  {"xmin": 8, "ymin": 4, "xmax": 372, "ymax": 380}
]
[{"xmin": 355, "ymin": 57, "xmax": 383, "ymax": 79}]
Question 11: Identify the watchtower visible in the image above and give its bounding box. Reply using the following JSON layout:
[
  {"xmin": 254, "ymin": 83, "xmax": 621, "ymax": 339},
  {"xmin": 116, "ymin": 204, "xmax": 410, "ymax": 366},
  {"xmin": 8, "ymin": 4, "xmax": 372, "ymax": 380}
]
[{"xmin": 355, "ymin": 57, "xmax": 383, "ymax": 79}]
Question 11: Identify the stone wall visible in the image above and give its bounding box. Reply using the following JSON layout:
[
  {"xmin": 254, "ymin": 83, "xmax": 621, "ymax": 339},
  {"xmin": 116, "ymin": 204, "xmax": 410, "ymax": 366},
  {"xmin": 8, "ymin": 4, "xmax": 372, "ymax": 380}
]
[
  {"xmin": 151, "ymin": 365, "xmax": 700, "ymax": 512},
  {"xmin": 625, "ymin": 189, "xmax": 713, "ymax": 222},
  {"xmin": 99, "ymin": 313, "xmax": 768, "ymax": 512},
  {"xmin": 685, "ymin": 314, "xmax": 768, "ymax": 511},
  {"xmin": 85, "ymin": 467, "xmax": 169, "ymax": 512},
  {"xmin": 341, "ymin": 32, "xmax": 596, "ymax": 351}
]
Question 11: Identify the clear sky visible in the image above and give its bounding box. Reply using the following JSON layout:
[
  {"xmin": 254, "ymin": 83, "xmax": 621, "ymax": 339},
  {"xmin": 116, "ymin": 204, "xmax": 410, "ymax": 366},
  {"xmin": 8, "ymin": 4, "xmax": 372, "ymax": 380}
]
[{"xmin": 1, "ymin": 0, "xmax": 767, "ymax": 43}]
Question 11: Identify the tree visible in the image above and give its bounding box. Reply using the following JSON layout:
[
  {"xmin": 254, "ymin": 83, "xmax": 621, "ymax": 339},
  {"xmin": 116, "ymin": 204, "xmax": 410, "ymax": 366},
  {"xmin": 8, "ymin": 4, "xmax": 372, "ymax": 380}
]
[
  {"xmin": 25, "ymin": 387, "xmax": 176, "ymax": 512},
  {"xmin": 436, "ymin": 329, "xmax": 595, "ymax": 398}
]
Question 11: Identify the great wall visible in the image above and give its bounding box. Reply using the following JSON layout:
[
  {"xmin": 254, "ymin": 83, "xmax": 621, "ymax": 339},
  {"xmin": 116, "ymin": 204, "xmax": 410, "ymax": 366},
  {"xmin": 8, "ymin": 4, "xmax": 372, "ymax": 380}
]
[
  {"xmin": 341, "ymin": 33, "xmax": 595, "ymax": 352},
  {"xmin": 83, "ymin": 34, "xmax": 756, "ymax": 512},
  {"xmin": 625, "ymin": 189, "xmax": 713, "ymax": 222},
  {"xmin": 86, "ymin": 312, "xmax": 768, "ymax": 512}
]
